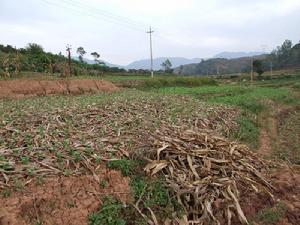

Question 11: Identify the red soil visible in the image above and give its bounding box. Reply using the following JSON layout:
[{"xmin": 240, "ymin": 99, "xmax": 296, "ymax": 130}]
[
  {"xmin": 240, "ymin": 167, "xmax": 300, "ymax": 225},
  {"xmin": 0, "ymin": 168, "xmax": 132, "ymax": 225},
  {"xmin": 0, "ymin": 79, "xmax": 119, "ymax": 99}
]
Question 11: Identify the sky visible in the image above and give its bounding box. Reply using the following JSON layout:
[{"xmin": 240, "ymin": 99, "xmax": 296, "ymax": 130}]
[{"xmin": 1, "ymin": 0, "xmax": 300, "ymax": 65}]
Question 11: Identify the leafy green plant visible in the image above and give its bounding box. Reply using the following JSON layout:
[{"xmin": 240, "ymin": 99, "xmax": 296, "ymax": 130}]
[
  {"xmin": 20, "ymin": 156, "xmax": 30, "ymax": 165},
  {"xmin": 107, "ymin": 159, "xmax": 135, "ymax": 176},
  {"xmin": 89, "ymin": 196, "xmax": 126, "ymax": 225},
  {"xmin": 100, "ymin": 180, "xmax": 109, "ymax": 188},
  {"xmin": 0, "ymin": 161, "xmax": 14, "ymax": 171},
  {"xmin": 257, "ymin": 203, "xmax": 286, "ymax": 224},
  {"xmin": 1, "ymin": 188, "xmax": 12, "ymax": 198}
]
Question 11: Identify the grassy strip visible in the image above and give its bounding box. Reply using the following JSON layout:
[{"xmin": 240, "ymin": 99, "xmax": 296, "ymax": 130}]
[
  {"xmin": 140, "ymin": 77, "xmax": 217, "ymax": 89},
  {"xmin": 230, "ymin": 115, "xmax": 260, "ymax": 148},
  {"xmin": 154, "ymin": 85, "xmax": 297, "ymax": 148}
]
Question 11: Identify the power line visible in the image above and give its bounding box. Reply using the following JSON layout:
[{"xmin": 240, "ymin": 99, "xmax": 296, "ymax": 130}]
[
  {"xmin": 40, "ymin": 0, "xmax": 189, "ymax": 46},
  {"xmin": 40, "ymin": 0, "xmax": 146, "ymax": 33},
  {"xmin": 60, "ymin": 0, "xmax": 146, "ymax": 29}
]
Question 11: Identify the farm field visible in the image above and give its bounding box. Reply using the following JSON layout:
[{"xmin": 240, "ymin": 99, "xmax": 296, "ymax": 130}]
[{"xmin": 0, "ymin": 75, "xmax": 300, "ymax": 225}]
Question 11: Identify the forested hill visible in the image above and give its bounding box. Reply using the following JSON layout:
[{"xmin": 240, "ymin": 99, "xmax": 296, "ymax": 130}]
[
  {"xmin": 0, "ymin": 43, "xmax": 126, "ymax": 77},
  {"xmin": 174, "ymin": 55, "xmax": 266, "ymax": 75},
  {"xmin": 174, "ymin": 40, "xmax": 300, "ymax": 75}
]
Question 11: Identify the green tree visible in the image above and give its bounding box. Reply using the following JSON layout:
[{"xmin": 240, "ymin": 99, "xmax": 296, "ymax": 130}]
[
  {"xmin": 91, "ymin": 52, "xmax": 104, "ymax": 65},
  {"xmin": 161, "ymin": 59, "xmax": 172, "ymax": 73},
  {"xmin": 25, "ymin": 43, "xmax": 44, "ymax": 55},
  {"xmin": 76, "ymin": 47, "xmax": 86, "ymax": 63},
  {"xmin": 253, "ymin": 59, "xmax": 264, "ymax": 76}
]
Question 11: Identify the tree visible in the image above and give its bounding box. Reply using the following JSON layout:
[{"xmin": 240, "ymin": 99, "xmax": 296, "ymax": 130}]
[
  {"xmin": 253, "ymin": 59, "xmax": 264, "ymax": 76},
  {"xmin": 91, "ymin": 51, "xmax": 104, "ymax": 65},
  {"xmin": 26, "ymin": 43, "xmax": 44, "ymax": 55},
  {"xmin": 76, "ymin": 47, "xmax": 86, "ymax": 63},
  {"xmin": 161, "ymin": 59, "xmax": 172, "ymax": 73}
]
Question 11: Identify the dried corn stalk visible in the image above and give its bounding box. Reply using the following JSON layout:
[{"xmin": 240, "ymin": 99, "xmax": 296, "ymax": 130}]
[{"xmin": 145, "ymin": 128, "xmax": 273, "ymax": 225}]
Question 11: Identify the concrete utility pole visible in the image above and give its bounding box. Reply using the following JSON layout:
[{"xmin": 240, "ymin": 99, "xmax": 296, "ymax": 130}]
[
  {"xmin": 250, "ymin": 58, "xmax": 253, "ymax": 86},
  {"xmin": 147, "ymin": 26, "xmax": 154, "ymax": 78},
  {"xmin": 14, "ymin": 46, "xmax": 20, "ymax": 74},
  {"xmin": 66, "ymin": 44, "xmax": 72, "ymax": 77}
]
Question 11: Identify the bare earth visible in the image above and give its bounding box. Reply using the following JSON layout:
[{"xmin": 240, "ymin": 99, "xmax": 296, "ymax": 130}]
[
  {"xmin": 0, "ymin": 79, "xmax": 119, "ymax": 99},
  {"xmin": 0, "ymin": 167, "xmax": 131, "ymax": 225}
]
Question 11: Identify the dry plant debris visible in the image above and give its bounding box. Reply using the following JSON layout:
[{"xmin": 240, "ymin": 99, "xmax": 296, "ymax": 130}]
[
  {"xmin": 145, "ymin": 127, "xmax": 274, "ymax": 225},
  {"xmin": 0, "ymin": 95, "xmax": 238, "ymax": 190}
]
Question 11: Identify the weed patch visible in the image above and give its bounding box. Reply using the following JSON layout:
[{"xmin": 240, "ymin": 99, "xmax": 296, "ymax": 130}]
[
  {"xmin": 256, "ymin": 203, "xmax": 286, "ymax": 224},
  {"xmin": 129, "ymin": 176, "xmax": 183, "ymax": 223},
  {"xmin": 89, "ymin": 196, "xmax": 126, "ymax": 225},
  {"xmin": 107, "ymin": 159, "xmax": 135, "ymax": 176}
]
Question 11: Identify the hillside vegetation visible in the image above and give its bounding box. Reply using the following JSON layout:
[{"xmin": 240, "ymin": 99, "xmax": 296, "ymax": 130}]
[
  {"xmin": 175, "ymin": 40, "xmax": 300, "ymax": 75},
  {"xmin": 0, "ymin": 43, "xmax": 126, "ymax": 78}
]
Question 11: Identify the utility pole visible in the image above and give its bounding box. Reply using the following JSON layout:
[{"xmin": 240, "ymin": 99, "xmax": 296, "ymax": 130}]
[
  {"xmin": 270, "ymin": 61, "xmax": 273, "ymax": 79},
  {"xmin": 250, "ymin": 57, "xmax": 253, "ymax": 86},
  {"xmin": 147, "ymin": 26, "xmax": 154, "ymax": 78},
  {"xmin": 14, "ymin": 46, "xmax": 20, "ymax": 74},
  {"xmin": 66, "ymin": 44, "xmax": 72, "ymax": 77}
]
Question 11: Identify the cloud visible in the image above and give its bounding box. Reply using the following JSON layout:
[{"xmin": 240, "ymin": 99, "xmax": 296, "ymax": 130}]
[{"xmin": 0, "ymin": 0, "xmax": 299, "ymax": 64}]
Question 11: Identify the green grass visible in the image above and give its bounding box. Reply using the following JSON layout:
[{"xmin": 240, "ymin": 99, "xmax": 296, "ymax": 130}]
[
  {"xmin": 102, "ymin": 75, "xmax": 151, "ymax": 82},
  {"xmin": 231, "ymin": 115, "xmax": 260, "ymax": 148},
  {"xmin": 274, "ymin": 110, "xmax": 300, "ymax": 164},
  {"xmin": 140, "ymin": 76, "xmax": 217, "ymax": 89},
  {"xmin": 292, "ymin": 82, "xmax": 300, "ymax": 90},
  {"xmin": 256, "ymin": 203, "xmax": 286, "ymax": 225},
  {"xmin": 155, "ymin": 86, "xmax": 294, "ymax": 113},
  {"xmin": 153, "ymin": 85, "xmax": 299, "ymax": 148}
]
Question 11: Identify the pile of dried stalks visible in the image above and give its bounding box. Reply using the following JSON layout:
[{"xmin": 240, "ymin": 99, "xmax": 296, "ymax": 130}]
[{"xmin": 145, "ymin": 128, "xmax": 273, "ymax": 225}]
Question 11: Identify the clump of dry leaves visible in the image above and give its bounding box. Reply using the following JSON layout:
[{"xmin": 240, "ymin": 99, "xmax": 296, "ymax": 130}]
[{"xmin": 145, "ymin": 127, "xmax": 274, "ymax": 225}]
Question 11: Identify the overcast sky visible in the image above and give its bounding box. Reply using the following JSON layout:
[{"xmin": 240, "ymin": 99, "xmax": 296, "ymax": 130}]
[{"xmin": 1, "ymin": 0, "xmax": 300, "ymax": 65}]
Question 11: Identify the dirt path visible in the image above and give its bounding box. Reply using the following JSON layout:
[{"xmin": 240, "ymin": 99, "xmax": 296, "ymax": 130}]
[{"xmin": 258, "ymin": 103, "xmax": 294, "ymax": 158}]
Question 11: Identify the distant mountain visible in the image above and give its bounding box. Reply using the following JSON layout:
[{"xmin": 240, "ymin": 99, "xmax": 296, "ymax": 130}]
[
  {"xmin": 126, "ymin": 57, "xmax": 202, "ymax": 70},
  {"xmin": 73, "ymin": 57, "xmax": 124, "ymax": 68},
  {"xmin": 213, "ymin": 51, "xmax": 265, "ymax": 59}
]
